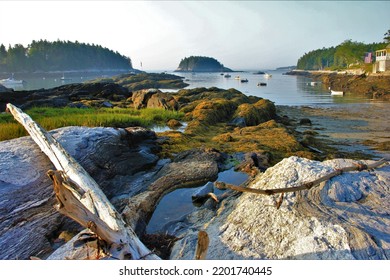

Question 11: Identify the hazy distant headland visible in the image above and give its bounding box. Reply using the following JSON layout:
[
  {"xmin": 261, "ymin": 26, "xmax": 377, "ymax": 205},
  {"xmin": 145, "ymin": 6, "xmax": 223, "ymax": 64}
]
[
  {"xmin": 174, "ymin": 56, "xmax": 233, "ymax": 72},
  {"xmin": 0, "ymin": 40, "xmax": 134, "ymax": 73}
]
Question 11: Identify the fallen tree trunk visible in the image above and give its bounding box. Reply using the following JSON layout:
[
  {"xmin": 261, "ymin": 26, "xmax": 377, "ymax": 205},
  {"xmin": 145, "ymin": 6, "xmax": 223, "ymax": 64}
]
[{"xmin": 6, "ymin": 103, "xmax": 159, "ymax": 260}]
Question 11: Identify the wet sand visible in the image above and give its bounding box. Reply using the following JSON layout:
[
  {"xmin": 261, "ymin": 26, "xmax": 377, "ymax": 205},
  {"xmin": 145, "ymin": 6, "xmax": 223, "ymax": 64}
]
[{"xmin": 278, "ymin": 102, "xmax": 390, "ymax": 160}]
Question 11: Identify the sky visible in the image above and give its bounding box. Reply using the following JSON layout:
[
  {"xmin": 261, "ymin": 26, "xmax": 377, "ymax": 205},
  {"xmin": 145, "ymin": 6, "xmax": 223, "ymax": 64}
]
[{"xmin": 0, "ymin": 0, "xmax": 389, "ymax": 71}]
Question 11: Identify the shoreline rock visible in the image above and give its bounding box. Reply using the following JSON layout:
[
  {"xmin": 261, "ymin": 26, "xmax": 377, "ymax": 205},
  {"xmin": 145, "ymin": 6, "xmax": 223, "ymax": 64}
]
[
  {"xmin": 285, "ymin": 70, "xmax": 390, "ymax": 100},
  {"xmin": 169, "ymin": 156, "xmax": 390, "ymax": 260}
]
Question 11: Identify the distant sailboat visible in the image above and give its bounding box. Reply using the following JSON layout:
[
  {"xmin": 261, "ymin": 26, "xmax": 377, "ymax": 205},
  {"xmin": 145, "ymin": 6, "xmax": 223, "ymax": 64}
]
[{"xmin": 60, "ymin": 73, "xmax": 72, "ymax": 81}]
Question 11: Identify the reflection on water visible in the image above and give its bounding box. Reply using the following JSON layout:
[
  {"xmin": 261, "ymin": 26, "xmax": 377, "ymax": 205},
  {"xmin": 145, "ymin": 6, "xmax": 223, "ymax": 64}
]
[{"xmin": 146, "ymin": 168, "xmax": 248, "ymax": 234}]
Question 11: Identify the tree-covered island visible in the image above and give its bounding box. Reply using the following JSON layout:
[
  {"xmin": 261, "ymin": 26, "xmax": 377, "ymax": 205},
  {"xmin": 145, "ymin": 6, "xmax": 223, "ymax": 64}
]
[
  {"xmin": 175, "ymin": 56, "xmax": 233, "ymax": 72},
  {"xmin": 0, "ymin": 40, "xmax": 133, "ymax": 73}
]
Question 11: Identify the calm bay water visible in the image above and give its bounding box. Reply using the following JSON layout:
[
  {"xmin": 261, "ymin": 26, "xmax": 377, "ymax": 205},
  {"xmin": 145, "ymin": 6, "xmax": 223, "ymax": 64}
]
[
  {"xmin": 166, "ymin": 69, "xmax": 372, "ymax": 106},
  {"xmin": 5, "ymin": 69, "xmax": 374, "ymax": 106},
  {"xmin": 0, "ymin": 71, "xmax": 126, "ymax": 91}
]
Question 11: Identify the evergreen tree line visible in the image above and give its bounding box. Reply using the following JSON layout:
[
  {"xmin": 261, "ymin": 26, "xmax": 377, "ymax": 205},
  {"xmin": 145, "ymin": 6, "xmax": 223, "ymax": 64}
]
[
  {"xmin": 0, "ymin": 40, "xmax": 133, "ymax": 73},
  {"xmin": 297, "ymin": 40, "xmax": 387, "ymax": 70}
]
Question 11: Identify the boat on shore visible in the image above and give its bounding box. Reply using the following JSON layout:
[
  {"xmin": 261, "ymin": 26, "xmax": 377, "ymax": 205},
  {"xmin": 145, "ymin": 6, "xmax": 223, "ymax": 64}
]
[{"xmin": 330, "ymin": 90, "xmax": 344, "ymax": 96}]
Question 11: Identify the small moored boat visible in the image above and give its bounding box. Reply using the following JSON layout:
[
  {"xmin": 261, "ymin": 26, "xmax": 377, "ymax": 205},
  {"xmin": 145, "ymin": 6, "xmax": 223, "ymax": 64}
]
[
  {"xmin": 264, "ymin": 73, "xmax": 272, "ymax": 78},
  {"xmin": 60, "ymin": 73, "xmax": 72, "ymax": 81},
  {"xmin": 224, "ymin": 74, "xmax": 231, "ymax": 78},
  {"xmin": 240, "ymin": 79, "xmax": 248, "ymax": 83},
  {"xmin": 0, "ymin": 75, "xmax": 26, "ymax": 87},
  {"xmin": 330, "ymin": 90, "xmax": 344, "ymax": 96},
  {"xmin": 257, "ymin": 82, "xmax": 267, "ymax": 86}
]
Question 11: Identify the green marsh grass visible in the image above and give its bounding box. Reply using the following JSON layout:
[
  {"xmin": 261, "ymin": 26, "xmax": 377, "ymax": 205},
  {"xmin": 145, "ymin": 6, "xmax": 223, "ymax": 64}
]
[{"xmin": 0, "ymin": 107, "xmax": 184, "ymax": 141}]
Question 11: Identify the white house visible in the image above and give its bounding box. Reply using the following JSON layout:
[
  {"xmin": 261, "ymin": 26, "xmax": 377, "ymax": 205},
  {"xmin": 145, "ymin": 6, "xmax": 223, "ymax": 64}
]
[{"xmin": 373, "ymin": 43, "xmax": 390, "ymax": 72}]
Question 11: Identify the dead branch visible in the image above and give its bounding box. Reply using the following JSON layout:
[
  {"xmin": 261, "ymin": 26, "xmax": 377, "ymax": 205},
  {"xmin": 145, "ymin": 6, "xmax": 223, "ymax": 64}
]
[
  {"xmin": 215, "ymin": 158, "xmax": 387, "ymax": 196},
  {"xmin": 7, "ymin": 103, "xmax": 160, "ymax": 260}
]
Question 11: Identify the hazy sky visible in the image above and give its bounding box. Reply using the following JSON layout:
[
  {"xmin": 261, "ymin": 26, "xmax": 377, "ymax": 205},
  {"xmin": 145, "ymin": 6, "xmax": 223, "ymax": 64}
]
[{"xmin": 0, "ymin": 1, "xmax": 389, "ymax": 71}]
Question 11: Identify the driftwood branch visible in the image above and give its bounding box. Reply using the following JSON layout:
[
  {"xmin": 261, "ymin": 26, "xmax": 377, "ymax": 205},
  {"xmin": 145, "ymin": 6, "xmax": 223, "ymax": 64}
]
[
  {"xmin": 215, "ymin": 158, "xmax": 387, "ymax": 196},
  {"xmin": 6, "ymin": 103, "xmax": 159, "ymax": 260}
]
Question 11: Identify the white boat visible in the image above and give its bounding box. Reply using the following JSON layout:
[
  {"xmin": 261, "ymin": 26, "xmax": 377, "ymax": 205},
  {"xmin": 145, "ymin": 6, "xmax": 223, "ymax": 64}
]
[
  {"xmin": 60, "ymin": 73, "xmax": 72, "ymax": 81},
  {"xmin": 0, "ymin": 75, "xmax": 25, "ymax": 87},
  {"xmin": 330, "ymin": 90, "xmax": 344, "ymax": 96},
  {"xmin": 234, "ymin": 76, "xmax": 240, "ymax": 80},
  {"xmin": 264, "ymin": 73, "xmax": 272, "ymax": 78}
]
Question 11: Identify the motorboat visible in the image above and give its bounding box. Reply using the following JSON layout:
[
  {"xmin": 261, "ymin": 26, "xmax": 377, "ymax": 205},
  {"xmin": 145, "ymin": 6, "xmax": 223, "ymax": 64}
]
[
  {"xmin": 257, "ymin": 82, "xmax": 267, "ymax": 86},
  {"xmin": 234, "ymin": 76, "xmax": 240, "ymax": 80},
  {"xmin": 330, "ymin": 90, "xmax": 344, "ymax": 96},
  {"xmin": 240, "ymin": 79, "xmax": 248, "ymax": 83},
  {"xmin": 224, "ymin": 74, "xmax": 231, "ymax": 78},
  {"xmin": 0, "ymin": 75, "xmax": 26, "ymax": 87},
  {"xmin": 264, "ymin": 73, "xmax": 272, "ymax": 78}
]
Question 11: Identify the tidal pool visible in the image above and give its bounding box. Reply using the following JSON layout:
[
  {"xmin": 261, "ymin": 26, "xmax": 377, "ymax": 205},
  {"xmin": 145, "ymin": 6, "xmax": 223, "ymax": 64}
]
[{"xmin": 146, "ymin": 168, "xmax": 248, "ymax": 234}]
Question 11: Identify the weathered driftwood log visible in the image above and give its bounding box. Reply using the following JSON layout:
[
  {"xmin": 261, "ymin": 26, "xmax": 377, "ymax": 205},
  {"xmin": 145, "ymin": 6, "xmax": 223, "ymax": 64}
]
[
  {"xmin": 6, "ymin": 103, "xmax": 159, "ymax": 260},
  {"xmin": 215, "ymin": 158, "xmax": 387, "ymax": 197}
]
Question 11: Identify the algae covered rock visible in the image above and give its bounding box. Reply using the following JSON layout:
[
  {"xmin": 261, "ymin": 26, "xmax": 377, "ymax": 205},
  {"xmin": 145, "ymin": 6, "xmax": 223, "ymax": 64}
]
[
  {"xmin": 132, "ymin": 88, "xmax": 178, "ymax": 110},
  {"xmin": 234, "ymin": 99, "xmax": 276, "ymax": 126}
]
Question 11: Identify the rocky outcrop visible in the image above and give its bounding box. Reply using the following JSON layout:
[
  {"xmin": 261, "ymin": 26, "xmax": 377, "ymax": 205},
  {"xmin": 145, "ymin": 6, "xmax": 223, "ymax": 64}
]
[
  {"xmin": 234, "ymin": 99, "xmax": 276, "ymax": 126},
  {"xmin": 132, "ymin": 89, "xmax": 178, "ymax": 110},
  {"xmin": 318, "ymin": 73, "xmax": 390, "ymax": 100},
  {"xmin": 0, "ymin": 73, "xmax": 189, "ymax": 111},
  {"xmin": 89, "ymin": 73, "xmax": 189, "ymax": 91},
  {"xmin": 286, "ymin": 70, "xmax": 390, "ymax": 100},
  {"xmin": 0, "ymin": 82, "xmax": 130, "ymax": 111},
  {"xmin": 169, "ymin": 156, "xmax": 390, "ymax": 260},
  {"xmin": 0, "ymin": 126, "xmax": 160, "ymax": 259}
]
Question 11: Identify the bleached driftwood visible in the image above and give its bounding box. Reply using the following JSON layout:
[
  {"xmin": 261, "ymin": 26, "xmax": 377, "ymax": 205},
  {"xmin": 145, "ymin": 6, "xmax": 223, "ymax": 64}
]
[
  {"xmin": 6, "ymin": 103, "xmax": 159, "ymax": 260},
  {"xmin": 215, "ymin": 158, "xmax": 387, "ymax": 197}
]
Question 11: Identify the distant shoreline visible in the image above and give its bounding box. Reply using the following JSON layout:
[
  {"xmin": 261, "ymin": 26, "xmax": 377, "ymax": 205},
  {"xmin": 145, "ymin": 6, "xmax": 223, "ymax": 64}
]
[
  {"xmin": 285, "ymin": 69, "xmax": 390, "ymax": 101},
  {"xmin": 0, "ymin": 68, "xmax": 141, "ymax": 76}
]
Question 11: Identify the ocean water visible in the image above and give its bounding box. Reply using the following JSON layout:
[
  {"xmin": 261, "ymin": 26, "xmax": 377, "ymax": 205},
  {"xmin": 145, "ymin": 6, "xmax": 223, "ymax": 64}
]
[
  {"xmin": 4, "ymin": 69, "xmax": 374, "ymax": 106},
  {"xmin": 0, "ymin": 71, "xmax": 127, "ymax": 92},
  {"xmin": 165, "ymin": 69, "xmax": 373, "ymax": 106}
]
